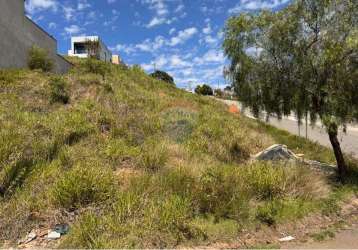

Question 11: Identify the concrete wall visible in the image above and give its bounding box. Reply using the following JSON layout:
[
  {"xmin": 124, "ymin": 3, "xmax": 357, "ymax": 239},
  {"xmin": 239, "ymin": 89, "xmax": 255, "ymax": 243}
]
[{"xmin": 0, "ymin": 0, "xmax": 71, "ymax": 73}]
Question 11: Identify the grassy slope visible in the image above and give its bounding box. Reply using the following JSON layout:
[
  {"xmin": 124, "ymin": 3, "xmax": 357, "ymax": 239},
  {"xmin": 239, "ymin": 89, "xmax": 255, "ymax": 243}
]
[{"xmin": 0, "ymin": 60, "xmax": 356, "ymax": 248}]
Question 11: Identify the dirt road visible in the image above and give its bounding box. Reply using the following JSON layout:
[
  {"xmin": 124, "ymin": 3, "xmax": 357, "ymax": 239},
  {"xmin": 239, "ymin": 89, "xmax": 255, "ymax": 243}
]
[{"xmin": 285, "ymin": 223, "xmax": 358, "ymax": 249}]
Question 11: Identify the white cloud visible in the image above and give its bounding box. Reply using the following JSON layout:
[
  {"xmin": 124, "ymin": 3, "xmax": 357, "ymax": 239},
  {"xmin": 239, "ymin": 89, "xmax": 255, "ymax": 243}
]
[
  {"xmin": 77, "ymin": 0, "xmax": 91, "ymax": 10},
  {"xmin": 63, "ymin": 6, "xmax": 75, "ymax": 20},
  {"xmin": 25, "ymin": 0, "xmax": 58, "ymax": 14},
  {"xmin": 64, "ymin": 25, "xmax": 82, "ymax": 35},
  {"xmin": 203, "ymin": 23, "xmax": 212, "ymax": 34},
  {"xmin": 108, "ymin": 0, "xmax": 117, "ymax": 3},
  {"xmin": 146, "ymin": 17, "xmax": 167, "ymax": 28},
  {"xmin": 229, "ymin": 0, "xmax": 290, "ymax": 13},
  {"xmin": 169, "ymin": 27, "xmax": 198, "ymax": 46},
  {"xmin": 169, "ymin": 28, "xmax": 176, "ymax": 35},
  {"xmin": 175, "ymin": 4, "xmax": 185, "ymax": 13},
  {"xmin": 48, "ymin": 22, "xmax": 57, "ymax": 29}
]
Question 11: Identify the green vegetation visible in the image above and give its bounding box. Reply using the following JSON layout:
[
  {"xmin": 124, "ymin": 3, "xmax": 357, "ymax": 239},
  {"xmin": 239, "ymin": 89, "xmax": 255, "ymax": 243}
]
[
  {"xmin": 49, "ymin": 76, "xmax": 70, "ymax": 104},
  {"xmin": 0, "ymin": 61, "xmax": 356, "ymax": 248},
  {"xmin": 223, "ymin": 0, "xmax": 357, "ymax": 179},
  {"xmin": 195, "ymin": 84, "xmax": 213, "ymax": 96},
  {"xmin": 27, "ymin": 46, "xmax": 53, "ymax": 72},
  {"xmin": 150, "ymin": 70, "xmax": 175, "ymax": 85}
]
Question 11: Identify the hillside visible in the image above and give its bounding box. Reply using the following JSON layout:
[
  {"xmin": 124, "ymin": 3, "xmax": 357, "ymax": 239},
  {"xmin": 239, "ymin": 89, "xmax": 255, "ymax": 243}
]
[{"xmin": 0, "ymin": 60, "xmax": 357, "ymax": 248}]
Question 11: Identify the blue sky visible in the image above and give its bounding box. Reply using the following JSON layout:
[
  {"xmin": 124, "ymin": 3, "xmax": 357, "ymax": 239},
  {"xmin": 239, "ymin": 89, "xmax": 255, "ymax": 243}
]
[{"xmin": 25, "ymin": 0, "xmax": 291, "ymax": 89}]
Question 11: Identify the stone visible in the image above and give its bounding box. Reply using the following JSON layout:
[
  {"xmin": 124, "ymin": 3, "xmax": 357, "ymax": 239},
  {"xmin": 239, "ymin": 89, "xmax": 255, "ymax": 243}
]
[
  {"xmin": 54, "ymin": 223, "xmax": 69, "ymax": 235},
  {"xmin": 253, "ymin": 144, "xmax": 336, "ymax": 174},
  {"xmin": 253, "ymin": 144, "xmax": 299, "ymax": 161},
  {"xmin": 279, "ymin": 235, "xmax": 295, "ymax": 242},
  {"xmin": 47, "ymin": 231, "xmax": 61, "ymax": 240}
]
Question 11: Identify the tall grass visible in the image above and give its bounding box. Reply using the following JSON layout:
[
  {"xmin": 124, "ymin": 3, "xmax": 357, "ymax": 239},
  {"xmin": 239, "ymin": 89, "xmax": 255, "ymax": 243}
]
[{"xmin": 0, "ymin": 62, "xmax": 356, "ymax": 247}]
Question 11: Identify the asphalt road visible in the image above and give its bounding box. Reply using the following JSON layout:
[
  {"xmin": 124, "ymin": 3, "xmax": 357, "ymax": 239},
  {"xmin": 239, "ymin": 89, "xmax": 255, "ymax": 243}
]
[{"xmin": 221, "ymin": 99, "xmax": 358, "ymax": 158}]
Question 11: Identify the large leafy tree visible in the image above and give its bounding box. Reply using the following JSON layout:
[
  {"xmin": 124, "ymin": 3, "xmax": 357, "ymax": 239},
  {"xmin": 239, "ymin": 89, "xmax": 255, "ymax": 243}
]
[
  {"xmin": 150, "ymin": 70, "xmax": 175, "ymax": 85},
  {"xmin": 223, "ymin": 0, "xmax": 357, "ymax": 179},
  {"xmin": 195, "ymin": 84, "xmax": 214, "ymax": 96}
]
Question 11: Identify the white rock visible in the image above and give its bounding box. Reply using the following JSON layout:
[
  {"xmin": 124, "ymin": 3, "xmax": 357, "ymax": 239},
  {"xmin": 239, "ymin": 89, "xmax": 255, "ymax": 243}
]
[
  {"xmin": 47, "ymin": 231, "xmax": 61, "ymax": 240},
  {"xmin": 279, "ymin": 235, "xmax": 295, "ymax": 242},
  {"xmin": 254, "ymin": 144, "xmax": 299, "ymax": 161}
]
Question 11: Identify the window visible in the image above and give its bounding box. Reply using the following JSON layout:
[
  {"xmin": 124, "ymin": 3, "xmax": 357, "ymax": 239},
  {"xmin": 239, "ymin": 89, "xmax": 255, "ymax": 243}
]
[{"xmin": 74, "ymin": 43, "xmax": 87, "ymax": 54}]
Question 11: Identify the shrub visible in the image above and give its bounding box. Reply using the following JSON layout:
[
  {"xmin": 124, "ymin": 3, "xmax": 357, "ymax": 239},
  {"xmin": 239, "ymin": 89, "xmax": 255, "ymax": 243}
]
[
  {"xmin": 60, "ymin": 211, "xmax": 106, "ymax": 248},
  {"xmin": 49, "ymin": 77, "xmax": 69, "ymax": 104},
  {"xmin": 28, "ymin": 46, "xmax": 53, "ymax": 72},
  {"xmin": 51, "ymin": 164, "xmax": 114, "ymax": 209},
  {"xmin": 83, "ymin": 59, "xmax": 109, "ymax": 80},
  {"xmin": 195, "ymin": 166, "xmax": 250, "ymax": 221},
  {"xmin": 150, "ymin": 70, "xmax": 175, "ymax": 85},
  {"xmin": 256, "ymin": 200, "xmax": 281, "ymax": 226},
  {"xmin": 139, "ymin": 139, "xmax": 168, "ymax": 172},
  {"xmin": 195, "ymin": 84, "xmax": 213, "ymax": 96}
]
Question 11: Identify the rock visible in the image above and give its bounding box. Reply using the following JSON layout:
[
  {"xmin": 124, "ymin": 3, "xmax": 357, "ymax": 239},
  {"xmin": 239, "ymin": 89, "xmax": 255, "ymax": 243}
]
[
  {"xmin": 253, "ymin": 144, "xmax": 336, "ymax": 174},
  {"xmin": 47, "ymin": 231, "xmax": 61, "ymax": 240},
  {"xmin": 18, "ymin": 230, "xmax": 37, "ymax": 245},
  {"xmin": 54, "ymin": 223, "xmax": 69, "ymax": 235},
  {"xmin": 279, "ymin": 235, "xmax": 295, "ymax": 242},
  {"xmin": 253, "ymin": 144, "xmax": 299, "ymax": 161}
]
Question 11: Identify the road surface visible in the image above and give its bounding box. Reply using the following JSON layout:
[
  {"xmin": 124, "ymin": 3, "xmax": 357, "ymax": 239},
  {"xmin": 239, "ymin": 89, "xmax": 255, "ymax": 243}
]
[{"xmin": 221, "ymin": 100, "xmax": 358, "ymax": 158}]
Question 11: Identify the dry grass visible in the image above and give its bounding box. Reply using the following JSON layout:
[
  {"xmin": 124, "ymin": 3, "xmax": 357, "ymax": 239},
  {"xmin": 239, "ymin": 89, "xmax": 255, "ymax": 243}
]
[{"xmin": 0, "ymin": 62, "xmax": 356, "ymax": 248}]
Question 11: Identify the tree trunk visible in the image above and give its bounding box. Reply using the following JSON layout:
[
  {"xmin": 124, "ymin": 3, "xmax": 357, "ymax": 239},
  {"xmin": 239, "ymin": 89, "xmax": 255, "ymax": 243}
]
[{"xmin": 328, "ymin": 126, "xmax": 347, "ymax": 179}]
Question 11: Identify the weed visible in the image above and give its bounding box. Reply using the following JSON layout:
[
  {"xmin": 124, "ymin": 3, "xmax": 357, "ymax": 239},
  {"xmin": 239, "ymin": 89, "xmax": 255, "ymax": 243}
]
[
  {"xmin": 51, "ymin": 164, "xmax": 114, "ymax": 209},
  {"xmin": 139, "ymin": 138, "xmax": 168, "ymax": 172},
  {"xmin": 28, "ymin": 46, "xmax": 53, "ymax": 72},
  {"xmin": 49, "ymin": 77, "xmax": 69, "ymax": 104},
  {"xmin": 310, "ymin": 229, "xmax": 335, "ymax": 241},
  {"xmin": 60, "ymin": 211, "xmax": 106, "ymax": 248}
]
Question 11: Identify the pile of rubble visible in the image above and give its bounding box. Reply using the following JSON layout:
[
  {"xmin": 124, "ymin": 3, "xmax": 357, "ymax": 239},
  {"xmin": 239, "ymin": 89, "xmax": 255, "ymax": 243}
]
[
  {"xmin": 18, "ymin": 223, "xmax": 69, "ymax": 248},
  {"xmin": 252, "ymin": 144, "xmax": 336, "ymax": 174}
]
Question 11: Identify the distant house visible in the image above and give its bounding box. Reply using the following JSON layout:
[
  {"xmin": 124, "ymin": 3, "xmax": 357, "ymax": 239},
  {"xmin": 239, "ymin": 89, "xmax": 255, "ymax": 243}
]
[
  {"xmin": 68, "ymin": 36, "xmax": 112, "ymax": 63},
  {"xmin": 112, "ymin": 55, "xmax": 124, "ymax": 65},
  {"xmin": 0, "ymin": 0, "xmax": 72, "ymax": 74}
]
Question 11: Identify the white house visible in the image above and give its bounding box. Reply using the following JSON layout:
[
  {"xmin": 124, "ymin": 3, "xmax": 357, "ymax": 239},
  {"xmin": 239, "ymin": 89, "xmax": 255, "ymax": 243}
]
[{"xmin": 68, "ymin": 36, "xmax": 112, "ymax": 63}]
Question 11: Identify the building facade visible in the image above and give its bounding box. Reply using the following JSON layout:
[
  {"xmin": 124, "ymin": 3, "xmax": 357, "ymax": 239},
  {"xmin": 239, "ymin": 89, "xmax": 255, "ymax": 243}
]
[
  {"xmin": 0, "ymin": 0, "xmax": 71, "ymax": 74},
  {"xmin": 68, "ymin": 36, "xmax": 112, "ymax": 63},
  {"xmin": 112, "ymin": 55, "xmax": 124, "ymax": 65}
]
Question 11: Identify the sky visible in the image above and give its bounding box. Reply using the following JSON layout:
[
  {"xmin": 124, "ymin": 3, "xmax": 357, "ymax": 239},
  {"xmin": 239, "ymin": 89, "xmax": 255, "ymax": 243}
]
[{"xmin": 25, "ymin": 0, "xmax": 292, "ymax": 89}]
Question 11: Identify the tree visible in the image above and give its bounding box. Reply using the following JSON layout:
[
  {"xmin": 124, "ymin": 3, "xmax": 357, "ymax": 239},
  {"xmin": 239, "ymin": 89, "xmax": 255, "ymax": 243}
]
[
  {"xmin": 223, "ymin": 0, "xmax": 358, "ymax": 179},
  {"xmin": 195, "ymin": 84, "xmax": 214, "ymax": 96},
  {"xmin": 214, "ymin": 89, "xmax": 224, "ymax": 98},
  {"xmin": 84, "ymin": 39, "xmax": 101, "ymax": 60},
  {"xmin": 150, "ymin": 70, "xmax": 175, "ymax": 85}
]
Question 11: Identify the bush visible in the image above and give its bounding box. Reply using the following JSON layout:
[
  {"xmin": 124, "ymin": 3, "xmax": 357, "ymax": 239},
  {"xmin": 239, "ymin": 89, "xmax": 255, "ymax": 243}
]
[
  {"xmin": 195, "ymin": 166, "xmax": 250, "ymax": 221},
  {"xmin": 195, "ymin": 84, "xmax": 213, "ymax": 96},
  {"xmin": 150, "ymin": 70, "xmax": 175, "ymax": 85},
  {"xmin": 83, "ymin": 59, "xmax": 109, "ymax": 79},
  {"xmin": 49, "ymin": 77, "xmax": 69, "ymax": 104},
  {"xmin": 256, "ymin": 200, "xmax": 281, "ymax": 226},
  {"xmin": 51, "ymin": 164, "xmax": 114, "ymax": 209},
  {"xmin": 28, "ymin": 46, "xmax": 53, "ymax": 72}
]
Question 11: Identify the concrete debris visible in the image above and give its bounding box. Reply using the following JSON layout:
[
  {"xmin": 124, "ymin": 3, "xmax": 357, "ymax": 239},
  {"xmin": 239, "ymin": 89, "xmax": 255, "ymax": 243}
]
[
  {"xmin": 47, "ymin": 230, "xmax": 61, "ymax": 240},
  {"xmin": 279, "ymin": 235, "xmax": 295, "ymax": 242},
  {"xmin": 253, "ymin": 144, "xmax": 336, "ymax": 174},
  {"xmin": 54, "ymin": 223, "xmax": 70, "ymax": 235},
  {"xmin": 253, "ymin": 144, "xmax": 299, "ymax": 161},
  {"xmin": 18, "ymin": 231, "xmax": 37, "ymax": 245}
]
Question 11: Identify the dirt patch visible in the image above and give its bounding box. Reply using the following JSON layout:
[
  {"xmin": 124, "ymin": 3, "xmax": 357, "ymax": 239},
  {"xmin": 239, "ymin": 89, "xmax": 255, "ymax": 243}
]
[{"xmin": 196, "ymin": 196, "xmax": 358, "ymax": 249}]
